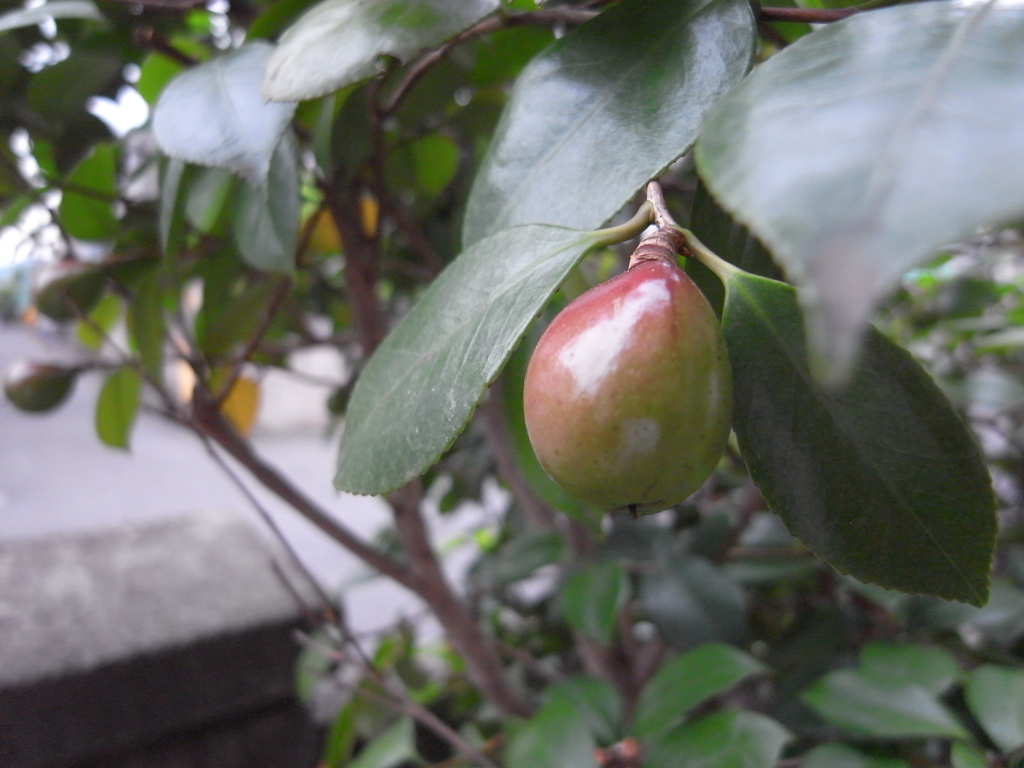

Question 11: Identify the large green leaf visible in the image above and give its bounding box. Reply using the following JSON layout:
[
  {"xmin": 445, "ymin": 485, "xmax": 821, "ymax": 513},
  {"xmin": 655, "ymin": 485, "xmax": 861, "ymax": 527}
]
[
  {"xmin": 696, "ymin": 1, "xmax": 1024, "ymax": 380},
  {"xmin": 262, "ymin": 0, "xmax": 498, "ymax": 102},
  {"xmin": 153, "ymin": 42, "xmax": 296, "ymax": 188},
  {"xmin": 644, "ymin": 710, "xmax": 790, "ymax": 768},
  {"xmin": 0, "ymin": 1, "xmax": 101, "ymax": 33},
  {"xmin": 561, "ymin": 559, "xmax": 625, "ymax": 646},
  {"xmin": 639, "ymin": 556, "xmax": 747, "ymax": 652},
  {"xmin": 722, "ymin": 270, "xmax": 995, "ymax": 605},
  {"xmin": 964, "ymin": 665, "xmax": 1024, "ymax": 753},
  {"xmin": 859, "ymin": 642, "xmax": 959, "ymax": 696},
  {"xmin": 59, "ymin": 142, "xmax": 118, "ymax": 241},
  {"xmin": 462, "ymin": 0, "xmax": 754, "ymax": 246},
  {"xmin": 633, "ymin": 643, "xmax": 765, "ymax": 740},
  {"xmin": 232, "ymin": 135, "xmax": 299, "ymax": 273},
  {"xmin": 802, "ymin": 670, "xmax": 968, "ymax": 739},
  {"xmin": 334, "ymin": 224, "xmax": 608, "ymax": 495},
  {"xmin": 127, "ymin": 270, "xmax": 165, "ymax": 383},
  {"xmin": 545, "ymin": 676, "xmax": 621, "ymax": 745},
  {"xmin": 505, "ymin": 697, "xmax": 596, "ymax": 768},
  {"xmin": 95, "ymin": 367, "xmax": 141, "ymax": 450}
]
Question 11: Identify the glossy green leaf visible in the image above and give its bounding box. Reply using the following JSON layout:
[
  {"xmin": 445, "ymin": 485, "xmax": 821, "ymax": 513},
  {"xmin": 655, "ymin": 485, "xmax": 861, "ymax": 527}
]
[
  {"xmin": 964, "ymin": 665, "xmax": 1024, "ymax": 752},
  {"xmin": 462, "ymin": 0, "xmax": 754, "ymax": 246},
  {"xmin": 75, "ymin": 294, "xmax": 121, "ymax": 350},
  {"xmin": 233, "ymin": 135, "xmax": 299, "ymax": 272},
  {"xmin": 801, "ymin": 744, "xmax": 910, "ymax": 768},
  {"xmin": 802, "ymin": 670, "xmax": 968, "ymax": 739},
  {"xmin": 186, "ymin": 166, "xmax": 235, "ymax": 234},
  {"xmin": 950, "ymin": 742, "xmax": 988, "ymax": 768},
  {"xmin": 639, "ymin": 556, "xmax": 747, "ymax": 652},
  {"xmin": 859, "ymin": 642, "xmax": 959, "ymax": 696},
  {"xmin": 95, "ymin": 367, "xmax": 141, "ymax": 450},
  {"xmin": 263, "ymin": 0, "xmax": 499, "ymax": 102},
  {"xmin": 561, "ymin": 559, "xmax": 625, "ymax": 646},
  {"xmin": 696, "ymin": 1, "xmax": 1024, "ymax": 380},
  {"xmin": 247, "ymin": 0, "xmax": 318, "ymax": 40},
  {"xmin": 322, "ymin": 698, "xmax": 358, "ymax": 768},
  {"xmin": 644, "ymin": 710, "xmax": 790, "ymax": 768},
  {"xmin": 27, "ymin": 49, "xmax": 121, "ymax": 134},
  {"xmin": 486, "ymin": 530, "xmax": 564, "ymax": 587},
  {"xmin": 153, "ymin": 42, "xmax": 296, "ymax": 188},
  {"xmin": 722, "ymin": 270, "xmax": 995, "ymax": 605},
  {"xmin": 545, "ymin": 676, "xmax": 620, "ymax": 745},
  {"xmin": 347, "ymin": 717, "xmax": 419, "ymax": 768},
  {"xmin": 633, "ymin": 643, "xmax": 765, "ymax": 740},
  {"xmin": 59, "ymin": 143, "xmax": 117, "ymax": 241},
  {"xmin": 158, "ymin": 158, "xmax": 189, "ymax": 255},
  {"xmin": 127, "ymin": 270, "xmax": 164, "ymax": 383},
  {"xmin": 335, "ymin": 224, "xmax": 604, "ymax": 495},
  {"xmin": 0, "ymin": 1, "xmax": 101, "ymax": 33},
  {"xmin": 409, "ymin": 134, "xmax": 458, "ymax": 198},
  {"xmin": 505, "ymin": 697, "xmax": 596, "ymax": 768}
]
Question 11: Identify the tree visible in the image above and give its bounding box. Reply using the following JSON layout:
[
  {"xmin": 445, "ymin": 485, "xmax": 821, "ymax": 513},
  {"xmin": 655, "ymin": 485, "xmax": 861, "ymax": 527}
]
[{"xmin": 3, "ymin": 0, "xmax": 1024, "ymax": 766}]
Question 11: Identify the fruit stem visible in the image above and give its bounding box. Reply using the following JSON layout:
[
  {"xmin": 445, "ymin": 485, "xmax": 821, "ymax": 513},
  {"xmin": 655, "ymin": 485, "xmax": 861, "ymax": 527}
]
[
  {"xmin": 644, "ymin": 181, "xmax": 741, "ymax": 283},
  {"xmin": 674, "ymin": 227, "xmax": 742, "ymax": 283},
  {"xmin": 591, "ymin": 201, "xmax": 654, "ymax": 247}
]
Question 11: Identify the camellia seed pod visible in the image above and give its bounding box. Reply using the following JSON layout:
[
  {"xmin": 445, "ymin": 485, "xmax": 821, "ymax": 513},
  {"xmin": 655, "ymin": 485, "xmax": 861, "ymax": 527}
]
[
  {"xmin": 4, "ymin": 361, "xmax": 78, "ymax": 413},
  {"xmin": 523, "ymin": 228, "xmax": 732, "ymax": 515}
]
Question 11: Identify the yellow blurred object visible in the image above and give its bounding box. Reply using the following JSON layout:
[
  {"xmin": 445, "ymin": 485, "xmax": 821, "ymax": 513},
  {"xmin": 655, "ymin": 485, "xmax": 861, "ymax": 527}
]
[
  {"xmin": 220, "ymin": 376, "xmax": 260, "ymax": 436},
  {"xmin": 307, "ymin": 208, "xmax": 341, "ymax": 255},
  {"xmin": 21, "ymin": 304, "xmax": 37, "ymax": 326},
  {"xmin": 359, "ymin": 192, "xmax": 379, "ymax": 239}
]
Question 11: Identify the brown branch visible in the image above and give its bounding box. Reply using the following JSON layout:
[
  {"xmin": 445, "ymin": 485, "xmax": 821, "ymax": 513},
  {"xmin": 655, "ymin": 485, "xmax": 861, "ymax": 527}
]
[
  {"xmin": 197, "ymin": 432, "xmax": 339, "ymax": 625},
  {"xmin": 296, "ymin": 631, "xmax": 500, "ymax": 768},
  {"xmin": 216, "ymin": 275, "xmax": 292, "ymax": 405},
  {"xmin": 189, "ymin": 388, "xmax": 419, "ymax": 593},
  {"xmin": 757, "ymin": 5, "xmax": 860, "ymax": 22},
  {"xmin": 380, "ymin": 8, "xmax": 598, "ymax": 116},
  {"xmin": 389, "ymin": 483, "xmax": 532, "ymax": 717},
  {"xmin": 325, "ymin": 186, "xmax": 388, "ymax": 355},
  {"xmin": 324, "ymin": 104, "xmax": 531, "ymax": 719},
  {"xmin": 132, "ymin": 28, "xmax": 200, "ymax": 66},
  {"xmin": 477, "ymin": 384, "xmax": 557, "ymax": 530}
]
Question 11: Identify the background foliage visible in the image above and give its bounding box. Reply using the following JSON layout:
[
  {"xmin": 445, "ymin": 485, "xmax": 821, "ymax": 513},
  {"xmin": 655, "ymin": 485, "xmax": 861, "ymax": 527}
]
[{"xmin": 2, "ymin": 0, "xmax": 1024, "ymax": 766}]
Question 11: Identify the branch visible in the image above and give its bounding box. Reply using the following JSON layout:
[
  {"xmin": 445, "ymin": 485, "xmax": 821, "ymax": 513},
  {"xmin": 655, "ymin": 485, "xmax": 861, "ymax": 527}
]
[
  {"xmin": 215, "ymin": 275, "xmax": 292, "ymax": 404},
  {"xmin": 757, "ymin": 5, "xmax": 860, "ymax": 22},
  {"xmin": 380, "ymin": 8, "xmax": 598, "ymax": 115},
  {"xmin": 477, "ymin": 384, "xmax": 557, "ymax": 530},
  {"xmin": 389, "ymin": 483, "xmax": 533, "ymax": 717},
  {"xmin": 190, "ymin": 388, "xmax": 419, "ymax": 593},
  {"xmin": 325, "ymin": 185, "xmax": 388, "ymax": 355}
]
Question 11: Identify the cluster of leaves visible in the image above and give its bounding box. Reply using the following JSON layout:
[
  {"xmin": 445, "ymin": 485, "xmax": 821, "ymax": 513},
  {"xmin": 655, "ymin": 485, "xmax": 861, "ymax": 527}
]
[{"xmin": 4, "ymin": 0, "xmax": 1024, "ymax": 767}]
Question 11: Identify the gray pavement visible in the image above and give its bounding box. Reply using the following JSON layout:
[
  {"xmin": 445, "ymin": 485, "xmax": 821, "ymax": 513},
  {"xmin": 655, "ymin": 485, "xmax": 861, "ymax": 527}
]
[{"xmin": 0, "ymin": 323, "xmax": 486, "ymax": 636}]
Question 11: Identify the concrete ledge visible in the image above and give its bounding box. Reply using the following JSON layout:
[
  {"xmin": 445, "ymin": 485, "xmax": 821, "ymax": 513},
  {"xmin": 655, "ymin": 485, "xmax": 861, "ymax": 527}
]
[{"xmin": 0, "ymin": 510, "xmax": 321, "ymax": 768}]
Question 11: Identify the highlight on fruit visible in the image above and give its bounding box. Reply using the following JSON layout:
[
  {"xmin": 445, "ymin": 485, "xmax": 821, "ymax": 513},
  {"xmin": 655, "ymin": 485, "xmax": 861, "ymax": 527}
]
[{"xmin": 522, "ymin": 226, "xmax": 732, "ymax": 516}]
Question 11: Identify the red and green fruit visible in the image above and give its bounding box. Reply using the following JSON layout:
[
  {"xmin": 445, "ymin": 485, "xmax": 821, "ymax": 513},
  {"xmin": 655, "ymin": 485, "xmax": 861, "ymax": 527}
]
[{"xmin": 523, "ymin": 253, "xmax": 731, "ymax": 514}]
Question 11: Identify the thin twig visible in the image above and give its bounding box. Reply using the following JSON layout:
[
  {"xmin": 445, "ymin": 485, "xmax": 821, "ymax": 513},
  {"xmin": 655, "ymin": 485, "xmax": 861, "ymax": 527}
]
[
  {"xmin": 215, "ymin": 275, "xmax": 292, "ymax": 405},
  {"xmin": 758, "ymin": 5, "xmax": 860, "ymax": 22},
  {"xmin": 189, "ymin": 387, "xmax": 420, "ymax": 592},
  {"xmin": 295, "ymin": 631, "xmax": 501, "ymax": 768},
  {"xmin": 477, "ymin": 384, "xmax": 557, "ymax": 530},
  {"xmin": 197, "ymin": 432, "xmax": 339, "ymax": 624},
  {"xmin": 380, "ymin": 8, "xmax": 598, "ymax": 115}
]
